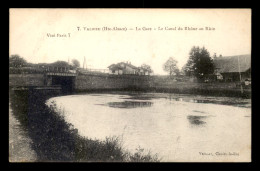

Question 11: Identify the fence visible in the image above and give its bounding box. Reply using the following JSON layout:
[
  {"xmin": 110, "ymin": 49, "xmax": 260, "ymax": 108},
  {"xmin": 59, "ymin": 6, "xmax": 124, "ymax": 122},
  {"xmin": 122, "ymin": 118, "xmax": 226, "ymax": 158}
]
[
  {"xmin": 78, "ymin": 68, "xmax": 109, "ymax": 75},
  {"xmin": 86, "ymin": 69, "xmax": 109, "ymax": 73}
]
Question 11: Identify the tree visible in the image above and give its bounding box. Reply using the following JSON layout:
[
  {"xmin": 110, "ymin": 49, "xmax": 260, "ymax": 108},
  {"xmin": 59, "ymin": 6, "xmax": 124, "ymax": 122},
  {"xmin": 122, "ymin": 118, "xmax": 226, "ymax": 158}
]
[
  {"xmin": 9, "ymin": 54, "xmax": 27, "ymax": 68},
  {"xmin": 182, "ymin": 63, "xmax": 193, "ymax": 77},
  {"xmin": 183, "ymin": 46, "xmax": 214, "ymax": 79},
  {"xmin": 71, "ymin": 59, "xmax": 80, "ymax": 68},
  {"xmin": 51, "ymin": 61, "xmax": 70, "ymax": 67},
  {"xmin": 163, "ymin": 57, "xmax": 180, "ymax": 76},
  {"xmin": 140, "ymin": 64, "xmax": 153, "ymax": 74},
  {"xmin": 181, "ymin": 64, "xmax": 188, "ymax": 75}
]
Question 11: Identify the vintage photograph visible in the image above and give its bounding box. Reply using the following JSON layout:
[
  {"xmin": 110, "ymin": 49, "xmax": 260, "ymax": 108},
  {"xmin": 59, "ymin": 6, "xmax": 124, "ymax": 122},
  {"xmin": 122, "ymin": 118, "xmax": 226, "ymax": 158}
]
[{"xmin": 9, "ymin": 8, "xmax": 251, "ymax": 162}]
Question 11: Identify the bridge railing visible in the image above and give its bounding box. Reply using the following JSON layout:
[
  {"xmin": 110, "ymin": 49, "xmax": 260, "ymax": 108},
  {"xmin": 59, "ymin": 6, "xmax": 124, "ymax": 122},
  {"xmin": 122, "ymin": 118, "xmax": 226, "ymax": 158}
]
[{"xmin": 9, "ymin": 67, "xmax": 77, "ymax": 74}]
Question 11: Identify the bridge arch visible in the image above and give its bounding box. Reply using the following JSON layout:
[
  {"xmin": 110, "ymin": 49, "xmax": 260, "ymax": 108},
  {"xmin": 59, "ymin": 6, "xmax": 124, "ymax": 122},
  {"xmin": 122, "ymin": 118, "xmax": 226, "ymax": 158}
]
[{"xmin": 44, "ymin": 72, "xmax": 77, "ymax": 94}]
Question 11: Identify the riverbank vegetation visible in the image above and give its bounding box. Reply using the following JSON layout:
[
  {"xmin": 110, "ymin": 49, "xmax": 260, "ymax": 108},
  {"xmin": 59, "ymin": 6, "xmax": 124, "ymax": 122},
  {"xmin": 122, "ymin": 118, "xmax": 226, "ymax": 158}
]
[{"xmin": 9, "ymin": 90, "xmax": 160, "ymax": 162}]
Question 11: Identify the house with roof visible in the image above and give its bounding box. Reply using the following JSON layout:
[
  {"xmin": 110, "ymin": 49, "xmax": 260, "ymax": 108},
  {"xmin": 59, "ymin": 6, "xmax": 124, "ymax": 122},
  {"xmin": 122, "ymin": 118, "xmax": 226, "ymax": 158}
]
[
  {"xmin": 108, "ymin": 62, "xmax": 153, "ymax": 75},
  {"xmin": 213, "ymin": 54, "xmax": 251, "ymax": 82},
  {"xmin": 108, "ymin": 62, "xmax": 139, "ymax": 75}
]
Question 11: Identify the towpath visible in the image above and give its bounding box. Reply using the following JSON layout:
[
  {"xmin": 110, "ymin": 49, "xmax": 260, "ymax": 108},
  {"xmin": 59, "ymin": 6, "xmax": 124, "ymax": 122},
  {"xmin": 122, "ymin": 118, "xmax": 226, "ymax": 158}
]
[{"xmin": 9, "ymin": 102, "xmax": 37, "ymax": 162}]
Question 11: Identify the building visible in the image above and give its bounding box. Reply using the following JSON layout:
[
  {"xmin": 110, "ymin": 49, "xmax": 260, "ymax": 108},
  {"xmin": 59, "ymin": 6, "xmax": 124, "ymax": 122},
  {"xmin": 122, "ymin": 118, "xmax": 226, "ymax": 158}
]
[
  {"xmin": 108, "ymin": 62, "xmax": 138, "ymax": 75},
  {"xmin": 213, "ymin": 54, "xmax": 251, "ymax": 82},
  {"xmin": 108, "ymin": 62, "xmax": 153, "ymax": 75}
]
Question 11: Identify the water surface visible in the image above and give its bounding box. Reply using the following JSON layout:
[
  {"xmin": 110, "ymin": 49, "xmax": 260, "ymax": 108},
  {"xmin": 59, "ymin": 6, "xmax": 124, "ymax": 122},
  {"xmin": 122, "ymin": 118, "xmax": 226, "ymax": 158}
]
[{"xmin": 46, "ymin": 93, "xmax": 251, "ymax": 162}]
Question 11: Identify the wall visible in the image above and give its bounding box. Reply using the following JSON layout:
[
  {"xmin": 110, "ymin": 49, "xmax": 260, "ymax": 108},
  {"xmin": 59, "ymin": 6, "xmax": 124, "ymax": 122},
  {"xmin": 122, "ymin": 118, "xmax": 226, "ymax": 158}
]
[
  {"xmin": 124, "ymin": 65, "xmax": 135, "ymax": 74},
  {"xmin": 8, "ymin": 73, "xmax": 202, "ymax": 91},
  {"xmin": 9, "ymin": 73, "xmax": 250, "ymax": 98},
  {"xmin": 75, "ymin": 73, "xmax": 151, "ymax": 91},
  {"xmin": 9, "ymin": 74, "xmax": 45, "ymax": 87}
]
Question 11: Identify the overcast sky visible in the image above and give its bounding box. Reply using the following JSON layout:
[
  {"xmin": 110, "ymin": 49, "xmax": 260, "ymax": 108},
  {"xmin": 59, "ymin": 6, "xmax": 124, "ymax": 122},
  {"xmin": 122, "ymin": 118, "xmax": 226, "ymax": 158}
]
[{"xmin": 10, "ymin": 9, "xmax": 251, "ymax": 75}]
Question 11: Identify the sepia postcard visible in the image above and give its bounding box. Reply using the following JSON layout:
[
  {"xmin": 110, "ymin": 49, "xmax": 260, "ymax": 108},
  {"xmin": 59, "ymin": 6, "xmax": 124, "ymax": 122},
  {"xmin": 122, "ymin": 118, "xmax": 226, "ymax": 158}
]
[{"xmin": 9, "ymin": 8, "xmax": 251, "ymax": 162}]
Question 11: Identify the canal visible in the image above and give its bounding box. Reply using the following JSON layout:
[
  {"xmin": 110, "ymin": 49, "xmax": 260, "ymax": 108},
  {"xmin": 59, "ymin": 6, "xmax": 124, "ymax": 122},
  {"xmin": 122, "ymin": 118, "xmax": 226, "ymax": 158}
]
[{"xmin": 46, "ymin": 92, "xmax": 251, "ymax": 162}]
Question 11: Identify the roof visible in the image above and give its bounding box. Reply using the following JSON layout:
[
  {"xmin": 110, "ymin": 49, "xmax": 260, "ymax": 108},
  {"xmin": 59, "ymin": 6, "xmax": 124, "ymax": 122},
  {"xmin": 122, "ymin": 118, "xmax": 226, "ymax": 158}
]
[
  {"xmin": 108, "ymin": 64, "xmax": 124, "ymax": 70},
  {"xmin": 118, "ymin": 62, "xmax": 138, "ymax": 69},
  {"xmin": 108, "ymin": 64, "xmax": 115, "ymax": 68},
  {"xmin": 213, "ymin": 54, "xmax": 251, "ymax": 73}
]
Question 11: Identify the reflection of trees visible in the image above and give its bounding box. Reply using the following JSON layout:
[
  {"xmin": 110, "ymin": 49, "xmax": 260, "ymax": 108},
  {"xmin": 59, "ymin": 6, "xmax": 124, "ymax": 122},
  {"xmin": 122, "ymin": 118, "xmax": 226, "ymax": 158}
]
[
  {"xmin": 187, "ymin": 115, "xmax": 207, "ymax": 126},
  {"xmin": 108, "ymin": 101, "xmax": 153, "ymax": 108}
]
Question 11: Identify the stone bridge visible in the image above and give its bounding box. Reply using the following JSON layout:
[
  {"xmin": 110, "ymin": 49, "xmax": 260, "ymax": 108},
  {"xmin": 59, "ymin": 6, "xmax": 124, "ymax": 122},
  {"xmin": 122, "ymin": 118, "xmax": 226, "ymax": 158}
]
[{"xmin": 44, "ymin": 72, "xmax": 77, "ymax": 93}]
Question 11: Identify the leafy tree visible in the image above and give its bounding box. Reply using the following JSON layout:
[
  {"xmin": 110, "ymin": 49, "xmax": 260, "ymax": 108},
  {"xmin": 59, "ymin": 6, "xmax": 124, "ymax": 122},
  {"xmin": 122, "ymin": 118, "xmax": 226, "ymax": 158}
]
[
  {"xmin": 71, "ymin": 59, "xmax": 80, "ymax": 68},
  {"xmin": 182, "ymin": 63, "xmax": 193, "ymax": 76},
  {"xmin": 51, "ymin": 61, "xmax": 70, "ymax": 68},
  {"xmin": 9, "ymin": 54, "xmax": 27, "ymax": 68},
  {"xmin": 140, "ymin": 64, "xmax": 153, "ymax": 74},
  {"xmin": 163, "ymin": 57, "xmax": 180, "ymax": 76},
  {"xmin": 183, "ymin": 46, "xmax": 214, "ymax": 79}
]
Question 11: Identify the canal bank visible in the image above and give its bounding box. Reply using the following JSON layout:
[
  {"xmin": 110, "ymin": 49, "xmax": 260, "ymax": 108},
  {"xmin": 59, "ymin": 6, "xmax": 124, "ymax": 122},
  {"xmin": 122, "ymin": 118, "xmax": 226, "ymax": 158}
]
[
  {"xmin": 74, "ymin": 86, "xmax": 251, "ymax": 99},
  {"xmin": 9, "ymin": 102, "xmax": 37, "ymax": 162},
  {"xmin": 9, "ymin": 88, "xmax": 76, "ymax": 161},
  {"xmin": 9, "ymin": 88, "xmax": 160, "ymax": 162}
]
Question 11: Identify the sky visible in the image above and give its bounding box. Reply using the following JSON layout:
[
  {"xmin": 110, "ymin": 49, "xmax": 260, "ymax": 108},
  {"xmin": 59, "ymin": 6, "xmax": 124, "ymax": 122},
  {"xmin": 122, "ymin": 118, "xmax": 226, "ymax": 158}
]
[{"xmin": 10, "ymin": 9, "xmax": 251, "ymax": 75}]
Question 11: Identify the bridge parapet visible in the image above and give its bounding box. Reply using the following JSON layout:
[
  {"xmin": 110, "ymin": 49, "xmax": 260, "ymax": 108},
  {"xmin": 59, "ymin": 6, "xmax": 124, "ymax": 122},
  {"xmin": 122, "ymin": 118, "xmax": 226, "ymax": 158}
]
[{"xmin": 46, "ymin": 72, "xmax": 77, "ymax": 77}]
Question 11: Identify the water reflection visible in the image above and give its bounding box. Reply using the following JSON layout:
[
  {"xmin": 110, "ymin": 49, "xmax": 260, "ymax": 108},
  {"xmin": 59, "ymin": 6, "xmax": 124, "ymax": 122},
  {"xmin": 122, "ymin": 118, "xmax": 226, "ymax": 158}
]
[
  {"xmin": 107, "ymin": 101, "xmax": 153, "ymax": 108},
  {"xmin": 192, "ymin": 110, "xmax": 206, "ymax": 114},
  {"xmin": 187, "ymin": 115, "xmax": 207, "ymax": 126},
  {"xmin": 172, "ymin": 97, "xmax": 249, "ymax": 108},
  {"xmin": 120, "ymin": 97, "xmax": 153, "ymax": 100}
]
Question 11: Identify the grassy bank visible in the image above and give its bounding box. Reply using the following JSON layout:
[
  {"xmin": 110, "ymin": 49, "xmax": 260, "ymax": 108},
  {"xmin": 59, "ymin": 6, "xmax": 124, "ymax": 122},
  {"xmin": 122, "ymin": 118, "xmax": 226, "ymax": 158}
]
[
  {"xmin": 9, "ymin": 89, "xmax": 160, "ymax": 162},
  {"xmin": 75, "ymin": 86, "xmax": 251, "ymax": 99},
  {"xmin": 9, "ymin": 102, "xmax": 37, "ymax": 162},
  {"xmin": 149, "ymin": 79, "xmax": 251, "ymax": 98},
  {"xmin": 147, "ymin": 87, "xmax": 251, "ymax": 98}
]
